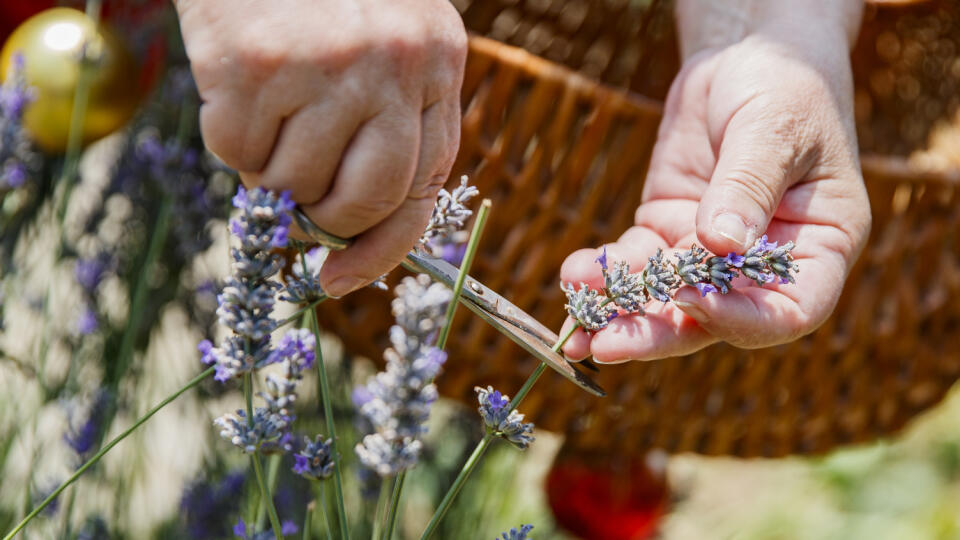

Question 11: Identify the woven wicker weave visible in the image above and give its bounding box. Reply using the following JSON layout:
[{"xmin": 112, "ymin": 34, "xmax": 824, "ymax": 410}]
[{"xmin": 316, "ymin": 1, "xmax": 960, "ymax": 458}]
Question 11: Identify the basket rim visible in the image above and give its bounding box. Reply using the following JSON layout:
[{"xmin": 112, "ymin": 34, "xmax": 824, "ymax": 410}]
[{"xmin": 468, "ymin": 35, "xmax": 960, "ymax": 187}]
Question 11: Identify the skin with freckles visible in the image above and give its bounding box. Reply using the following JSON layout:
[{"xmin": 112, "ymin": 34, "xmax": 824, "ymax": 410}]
[
  {"xmin": 175, "ymin": 0, "xmax": 467, "ymax": 297},
  {"xmin": 560, "ymin": 0, "xmax": 871, "ymax": 363}
]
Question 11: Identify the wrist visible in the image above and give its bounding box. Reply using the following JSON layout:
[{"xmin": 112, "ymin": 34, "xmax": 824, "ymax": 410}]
[{"xmin": 676, "ymin": 0, "xmax": 863, "ymax": 60}]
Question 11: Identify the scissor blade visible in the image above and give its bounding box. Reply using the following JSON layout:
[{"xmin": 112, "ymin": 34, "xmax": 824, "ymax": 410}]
[{"xmin": 403, "ymin": 251, "xmax": 606, "ymax": 397}]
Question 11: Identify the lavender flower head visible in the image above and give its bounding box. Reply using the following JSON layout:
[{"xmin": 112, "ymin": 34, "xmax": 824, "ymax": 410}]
[
  {"xmin": 281, "ymin": 246, "xmax": 328, "ymax": 304},
  {"xmin": 420, "ymin": 175, "xmax": 479, "ymax": 245},
  {"xmin": 498, "ymin": 524, "xmax": 534, "ymax": 540},
  {"xmin": 562, "ymin": 283, "xmax": 615, "ymax": 332},
  {"xmin": 642, "ymin": 249, "xmax": 680, "ymax": 302},
  {"xmin": 739, "ymin": 235, "xmax": 799, "ymax": 285},
  {"xmin": 213, "ymin": 407, "xmax": 287, "ymax": 454},
  {"xmin": 293, "ymin": 435, "xmax": 335, "ymax": 480},
  {"xmin": 475, "ymin": 386, "xmax": 535, "ymax": 450},
  {"xmin": 213, "ymin": 328, "xmax": 314, "ymax": 454},
  {"xmin": 1, "ymin": 52, "xmax": 39, "ymax": 190},
  {"xmin": 597, "ymin": 247, "xmax": 647, "ymax": 313},
  {"xmin": 63, "ymin": 391, "xmax": 110, "ymax": 459},
  {"xmin": 354, "ymin": 274, "xmax": 451, "ymax": 477},
  {"xmin": 199, "ymin": 186, "xmax": 293, "ymax": 382}
]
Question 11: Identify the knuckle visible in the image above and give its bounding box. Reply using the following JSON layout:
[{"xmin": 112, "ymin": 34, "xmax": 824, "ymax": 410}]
[
  {"xmin": 409, "ymin": 173, "xmax": 448, "ymax": 201},
  {"xmin": 343, "ymin": 194, "xmax": 403, "ymax": 219},
  {"xmin": 722, "ymin": 168, "xmax": 781, "ymax": 217}
]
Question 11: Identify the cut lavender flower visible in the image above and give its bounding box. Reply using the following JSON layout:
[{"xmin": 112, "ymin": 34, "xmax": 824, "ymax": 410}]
[
  {"xmin": 562, "ymin": 282, "xmax": 615, "ymax": 332},
  {"xmin": 475, "ymin": 386, "xmax": 535, "ymax": 450},
  {"xmin": 642, "ymin": 248, "xmax": 680, "ymax": 302},
  {"xmin": 705, "ymin": 254, "xmax": 739, "ymax": 294},
  {"xmin": 354, "ymin": 275, "xmax": 451, "ymax": 477},
  {"xmin": 420, "ymin": 175, "xmax": 479, "ymax": 245},
  {"xmin": 598, "ymin": 247, "xmax": 647, "ymax": 314},
  {"xmin": 281, "ymin": 246, "xmax": 328, "ymax": 303},
  {"xmin": 498, "ymin": 524, "xmax": 534, "ymax": 540},
  {"xmin": 293, "ymin": 435, "xmax": 334, "ymax": 480},
  {"xmin": 563, "ymin": 237, "xmax": 799, "ymax": 327}
]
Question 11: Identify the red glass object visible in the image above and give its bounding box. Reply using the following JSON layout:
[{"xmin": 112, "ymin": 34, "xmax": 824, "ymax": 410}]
[{"xmin": 547, "ymin": 456, "xmax": 668, "ymax": 540}]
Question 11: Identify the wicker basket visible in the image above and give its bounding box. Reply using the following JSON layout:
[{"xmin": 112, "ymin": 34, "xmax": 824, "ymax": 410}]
[{"xmin": 316, "ymin": 1, "xmax": 960, "ymax": 459}]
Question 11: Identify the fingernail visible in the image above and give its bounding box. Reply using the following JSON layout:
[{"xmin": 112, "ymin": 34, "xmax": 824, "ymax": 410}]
[
  {"xmin": 325, "ymin": 276, "xmax": 365, "ymax": 297},
  {"xmin": 712, "ymin": 213, "xmax": 755, "ymax": 249},
  {"xmin": 674, "ymin": 300, "xmax": 710, "ymax": 323}
]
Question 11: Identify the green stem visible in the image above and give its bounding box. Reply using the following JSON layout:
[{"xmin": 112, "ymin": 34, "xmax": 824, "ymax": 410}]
[
  {"xmin": 3, "ymin": 366, "xmax": 215, "ymax": 540},
  {"xmin": 277, "ymin": 298, "xmax": 326, "ymax": 328},
  {"xmin": 370, "ymin": 481, "xmax": 390, "ymax": 540},
  {"xmin": 244, "ymin": 373, "xmax": 283, "ymax": 539},
  {"xmin": 112, "ymin": 196, "xmax": 174, "ymax": 382},
  {"xmin": 436, "ymin": 199, "xmax": 491, "ymax": 350},
  {"xmin": 308, "ymin": 311, "xmax": 350, "ymax": 540},
  {"xmin": 506, "ymin": 323, "xmax": 578, "ymax": 412},
  {"xmin": 320, "ymin": 488, "xmax": 333, "ymax": 540},
  {"xmin": 256, "ymin": 453, "xmax": 282, "ymax": 531},
  {"xmin": 383, "ymin": 473, "xmax": 406, "ymax": 540},
  {"xmin": 418, "ymin": 434, "xmax": 495, "ymax": 540},
  {"xmin": 251, "ymin": 451, "xmax": 283, "ymax": 539},
  {"xmin": 419, "ymin": 322, "xmax": 581, "ymax": 540}
]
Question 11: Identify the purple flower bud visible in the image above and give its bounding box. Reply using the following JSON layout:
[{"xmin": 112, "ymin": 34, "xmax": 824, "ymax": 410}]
[{"xmin": 595, "ymin": 246, "xmax": 608, "ymax": 271}]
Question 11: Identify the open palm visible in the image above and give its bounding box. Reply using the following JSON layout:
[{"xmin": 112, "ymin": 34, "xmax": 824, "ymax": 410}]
[{"xmin": 560, "ymin": 33, "xmax": 871, "ymax": 363}]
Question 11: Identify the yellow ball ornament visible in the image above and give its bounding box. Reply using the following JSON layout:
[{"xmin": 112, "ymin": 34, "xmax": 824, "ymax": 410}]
[{"xmin": 0, "ymin": 8, "xmax": 140, "ymax": 153}]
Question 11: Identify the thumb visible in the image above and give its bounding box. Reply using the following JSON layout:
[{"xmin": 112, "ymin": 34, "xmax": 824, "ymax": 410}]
[{"xmin": 696, "ymin": 102, "xmax": 799, "ymax": 254}]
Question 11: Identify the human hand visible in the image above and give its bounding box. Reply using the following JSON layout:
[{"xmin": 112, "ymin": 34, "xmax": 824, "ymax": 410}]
[
  {"xmin": 560, "ymin": 0, "xmax": 871, "ymax": 362},
  {"xmin": 175, "ymin": 0, "xmax": 467, "ymax": 296}
]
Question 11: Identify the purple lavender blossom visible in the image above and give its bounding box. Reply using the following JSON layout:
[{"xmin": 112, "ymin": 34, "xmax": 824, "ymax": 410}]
[
  {"xmin": 600, "ymin": 259, "xmax": 647, "ymax": 314},
  {"xmin": 281, "ymin": 246, "xmax": 327, "ymax": 303},
  {"xmin": 642, "ymin": 249, "xmax": 680, "ymax": 303},
  {"xmin": 0, "ymin": 51, "xmax": 39, "ymax": 191},
  {"xmin": 0, "ymin": 53, "xmax": 33, "ymax": 119},
  {"xmin": 475, "ymin": 386, "xmax": 535, "ymax": 450},
  {"xmin": 180, "ymin": 471, "xmax": 246, "ymax": 539},
  {"xmin": 293, "ymin": 435, "xmax": 334, "ymax": 480},
  {"xmin": 64, "ymin": 391, "xmax": 110, "ymax": 458},
  {"xmin": 200, "ymin": 186, "xmax": 293, "ymax": 382},
  {"xmin": 233, "ymin": 519, "xmax": 298, "ymax": 539},
  {"xmin": 595, "ymin": 246, "xmax": 608, "ymax": 271},
  {"xmin": 498, "ymin": 524, "xmax": 534, "ymax": 540},
  {"xmin": 76, "ymin": 307, "xmax": 99, "ymax": 335},
  {"xmin": 562, "ymin": 282, "xmax": 615, "ymax": 332},
  {"xmin": 74, "ymin": 256, "xmax": 110, "ymax": 293},
  {"xmin": 420, "ymin": 175, "xmax": 479, "ymax": 245},
  {"xmin": 706, "ymin": 254, "xmax": 739, "ymax": 294},
  {"xmin": 354, "ymin": 275, "xmax": 451, "ymax": 477}
]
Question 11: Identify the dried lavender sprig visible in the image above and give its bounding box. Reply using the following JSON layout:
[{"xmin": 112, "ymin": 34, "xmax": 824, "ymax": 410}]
[{"xmin": 562, "ymin": 237, "xmax": 799, "ymax": 330}]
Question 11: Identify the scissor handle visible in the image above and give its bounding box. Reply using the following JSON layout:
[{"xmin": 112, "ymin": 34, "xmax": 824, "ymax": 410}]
[{"xmin": 292, "ymin": 207, "xmax": 607, "ymax": 397}]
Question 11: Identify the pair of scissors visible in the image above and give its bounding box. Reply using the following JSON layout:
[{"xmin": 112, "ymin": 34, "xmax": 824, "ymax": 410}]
[{"xmin": 292, "ymin": 208, "xmax": 606, "ymax": 397}]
